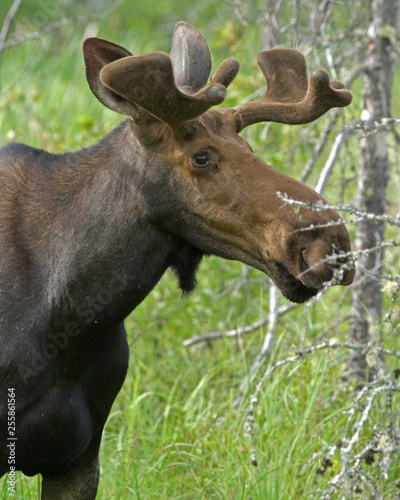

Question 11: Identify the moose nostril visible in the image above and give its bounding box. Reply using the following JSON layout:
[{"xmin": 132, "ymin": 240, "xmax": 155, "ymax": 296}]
[
  {"xmin": 299, "ymin": 249, "xmax": 333, "ymax": 289},
  {"xmin": 299, "ymin": 250, "xmax": 322, "ymax": 289},
  {"xmin": 341, "ymin": 257, "xmax": 356, "ymax": 285}
]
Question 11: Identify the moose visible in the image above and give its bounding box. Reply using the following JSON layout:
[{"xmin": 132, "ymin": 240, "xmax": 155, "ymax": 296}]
[{"xmin": 0, "ymin": 22, "xmax": 355, "ymax": 499}]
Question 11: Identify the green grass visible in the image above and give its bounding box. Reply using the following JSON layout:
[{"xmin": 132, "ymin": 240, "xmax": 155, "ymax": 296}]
[
  {"xmin": 4, "ymin": 326, "xmax": 399, "ymax": 499},
  {"xmin": 1, "ymin": 1, "xmax": 400, "ymax": 498},
  {"xmin": 3, "ymin": 264, "xmax": 399, "ymax": 499}
]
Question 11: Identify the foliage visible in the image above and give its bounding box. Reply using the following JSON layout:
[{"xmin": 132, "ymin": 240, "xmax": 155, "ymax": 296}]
[{"xmin": 1, "ymin": 0, "xmax": 399, "ymax": 498}]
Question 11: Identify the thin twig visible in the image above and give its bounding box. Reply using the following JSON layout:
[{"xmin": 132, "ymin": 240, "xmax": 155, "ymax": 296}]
[
  {"xmin": 182, "ymin": 300, "xmax": 295, "ymax": 347},
  {"xmin": 1, "ymin": 0, "xmax": 125, "ymax": 50},
  {"xmin": 314, "ymin": 120, "xmax": 359, "ymax": 194},
  {"xmin": 322, "ymin": 382, "xmax": 400, "ymax": 499},
  {"xmin": 232, "ymin": 282, "xmax": 280, "ymax": 409},
  {"xmin": 300, "ymin": 110, "xmax": 339, "ymax": 183},
  {"xmin": 0, "ymin": 0, "xmax": 22, "ymax": 63},
  {"xmin": 277, "ymin": 193, "xmax": 400, "ymax": 228},
  {"xmin": 250, "ymin": 281, "xmax": 279, "ymax": 379},
  {"xmin": 245, "ymin": 340, "xmax": 400, "ymax": 473},
  {"xmin": 300, "ymin": 115, "xmax": 399, "ymax": 185},
  {"xmin": 251, "ymin": 341, "xmax": 400, "ymax": 402}
]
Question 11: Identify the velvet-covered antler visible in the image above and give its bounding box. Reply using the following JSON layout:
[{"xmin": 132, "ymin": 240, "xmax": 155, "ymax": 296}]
[
  {"xmin": 170, "ymin": 21, "xmax": 213, "ymax": 93},
  {"xmin": 170, "ymin": 22, "xmax": 239, "ymax": 93},
  {"xmin": 99, "ymin": 52, "xmax": 238, "ymax": 127},
  {"xmin": 233, "ymin": 48, "xmax": 352, "ymax": 132},
  {"xmin": 96, "ymin": 22, "xmax": 239, "ymax": 130},
  {"xmin": 84, "ymin": 24, "xmax": 351, "ymax": 134}
]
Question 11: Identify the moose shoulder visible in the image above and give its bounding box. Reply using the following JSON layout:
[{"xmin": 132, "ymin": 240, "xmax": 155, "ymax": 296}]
[{"xmin": 0, "ymin": 22, "xmax": 355, "ymax": 499}]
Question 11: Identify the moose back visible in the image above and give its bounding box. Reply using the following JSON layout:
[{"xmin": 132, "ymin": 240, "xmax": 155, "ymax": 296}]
[{"xmin": 0, "ymin": 22, "xmax": 355, "ymax": 499}]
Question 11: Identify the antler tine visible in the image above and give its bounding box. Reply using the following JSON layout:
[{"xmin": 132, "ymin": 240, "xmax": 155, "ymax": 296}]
[
  {"xmin": 170, "ymin": 21, "xmax": 212, "ymax": 93},
  {"xmin": 234, "ymin": 48, "xmax": 352, "ymax": 132},
  {"xmin": 170, "ymin": 21, "xmax": 239, "ymax": 93}
]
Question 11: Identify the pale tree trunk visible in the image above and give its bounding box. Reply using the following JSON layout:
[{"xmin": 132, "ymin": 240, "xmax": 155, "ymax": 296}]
[{"xmin": 348, "ymin": 0, "xmax": 399, "ymax": 380}]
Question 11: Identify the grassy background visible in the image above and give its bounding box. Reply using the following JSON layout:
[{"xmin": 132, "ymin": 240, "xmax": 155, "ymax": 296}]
[{"xmin": 1, "ymin": 0, "xmax": 399, "ymax": 498}]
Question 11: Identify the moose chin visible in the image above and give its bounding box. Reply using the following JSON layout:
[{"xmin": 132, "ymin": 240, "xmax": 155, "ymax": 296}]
[{"xmin": 0, "ymin": 22, "xmax": 354, "ymax": 499}]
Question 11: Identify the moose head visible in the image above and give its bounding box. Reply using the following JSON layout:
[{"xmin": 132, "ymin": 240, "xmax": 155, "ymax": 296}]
[{"xmin": 83, "ymin": 21, "xmax": 355, "ymax": 303}]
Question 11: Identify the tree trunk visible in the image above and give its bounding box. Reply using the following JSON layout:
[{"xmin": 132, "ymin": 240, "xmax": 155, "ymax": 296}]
[{"xmin": 348, "ymin": 0, "xmax": 399, "ymax": 380}]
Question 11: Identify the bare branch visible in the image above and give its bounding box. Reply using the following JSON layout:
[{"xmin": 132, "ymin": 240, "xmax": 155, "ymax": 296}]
[
  {"xmin": 300, "ymin": 115, "xmax": 399, "ymax": 184},
  {"xmin": 0, "ymin": 0, "xmax": 22, "ymax": 62},
  {"xmin": 244, "ymin": 340, "xmax": 400, "ymax": 477},
  {"xmin": 250, "ymin": 281, "xmax": 279, "ymax": 377},
  {"xmin": 300, "ymin": 110, "xmax": 340, "ymax": 183},
  {"xmin": 314, "ymin": 120, "xmax": 359, "ymax": 194},
  {"xmin": 277, "ymin": 193, "xmax": 400, "ymax": 228},
  {"xmin": 1, "ymin": 0, "xmax": 125, "ymax": 51},
  {"xmin": 232, "ymin": 282, "xmax": 280, "ymax": 409},
  {"xmin": 321, "ymin": 381, "xmax": 400, "ymax": 499},
  {"xmin": 182, "ymin": 299, "xmax": 295, "ymax": 347}
]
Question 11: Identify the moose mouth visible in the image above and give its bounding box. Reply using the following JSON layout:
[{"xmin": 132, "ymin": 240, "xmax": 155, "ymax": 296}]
[{"xmin": 267, "ymin": 259, "xmax": 322, "ymax": 304}]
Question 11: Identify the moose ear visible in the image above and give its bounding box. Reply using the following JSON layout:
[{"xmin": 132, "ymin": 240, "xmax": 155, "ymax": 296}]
[{"xmin": 83, "ymin": 37, "xmax": 139, "ymax": 118}]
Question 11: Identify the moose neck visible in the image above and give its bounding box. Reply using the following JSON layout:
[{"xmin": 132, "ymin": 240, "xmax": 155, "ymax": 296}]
[{"xmin": 26, "ymin": 120, "xmax": 203, "ymax": 328}]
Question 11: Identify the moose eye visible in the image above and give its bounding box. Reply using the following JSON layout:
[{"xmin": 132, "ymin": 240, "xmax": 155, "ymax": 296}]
[
  {"xmin": 193, "ymin": 152, "xmax": 209, "ymax": 166},
  {"xmin": 191, "ymin": 152, "xmax": 218, "ymax": 173}
]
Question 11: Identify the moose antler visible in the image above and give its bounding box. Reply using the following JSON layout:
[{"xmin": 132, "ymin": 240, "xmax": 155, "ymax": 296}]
[
  {"xmin": 100, "ymin": 53, "xmax": 239, "ymax": 128},
  {"xmin": 233, "ymin": 48, "xmax": 352, "ymax": 131},
  {"xmin": 85, "ymin": 24, "xmax": 351, "ymax": 135}
]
